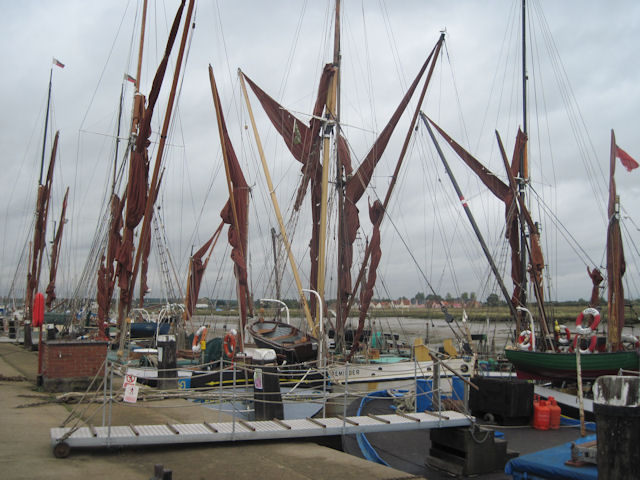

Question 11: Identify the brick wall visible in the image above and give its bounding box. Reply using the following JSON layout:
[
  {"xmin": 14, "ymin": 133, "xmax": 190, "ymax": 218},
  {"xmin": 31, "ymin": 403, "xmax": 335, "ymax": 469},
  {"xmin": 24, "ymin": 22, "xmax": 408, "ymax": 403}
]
[{"xmin": 43, "ymin": 340, "xmax": 108, "ymax": 380}]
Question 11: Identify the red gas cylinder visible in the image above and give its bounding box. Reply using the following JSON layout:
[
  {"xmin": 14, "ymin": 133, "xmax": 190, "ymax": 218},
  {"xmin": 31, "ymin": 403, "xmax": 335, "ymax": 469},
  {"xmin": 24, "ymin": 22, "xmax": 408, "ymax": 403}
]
[
  {"xmin": 533, "ymin": 396, "xmax": 550, "ymax": 430},
  {"xmin": 548, "ymin": 396, "xmax": 561, "ymax": 429}
]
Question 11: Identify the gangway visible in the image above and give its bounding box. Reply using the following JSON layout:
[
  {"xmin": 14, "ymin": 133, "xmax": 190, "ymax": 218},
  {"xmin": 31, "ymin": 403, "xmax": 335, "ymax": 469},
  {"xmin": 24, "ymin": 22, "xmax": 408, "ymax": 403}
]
[{"xmin": 51, "ymin": 410, "xmax": 472, "ymax": 458}]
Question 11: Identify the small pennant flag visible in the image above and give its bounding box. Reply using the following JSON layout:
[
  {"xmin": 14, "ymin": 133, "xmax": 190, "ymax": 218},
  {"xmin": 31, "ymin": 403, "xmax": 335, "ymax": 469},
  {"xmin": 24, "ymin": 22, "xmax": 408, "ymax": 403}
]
[
  {"xmin": 124, "ymin": 73, "xmax": 136, "ymax": 84},
  {"xmin": 615, "ymin": 144, "xmax": 639, "ymax": 172},
  {"xmin": 52, "ymin": 57, "xmax": 65, "ymax": 68}
]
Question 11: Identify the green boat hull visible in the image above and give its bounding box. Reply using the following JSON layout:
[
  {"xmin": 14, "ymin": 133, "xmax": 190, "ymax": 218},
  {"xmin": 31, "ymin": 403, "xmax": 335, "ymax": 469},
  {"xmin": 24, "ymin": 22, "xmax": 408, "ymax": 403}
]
[{"xmin": 505, "ymin": 348, "xmax": 640, "ymax": 381}]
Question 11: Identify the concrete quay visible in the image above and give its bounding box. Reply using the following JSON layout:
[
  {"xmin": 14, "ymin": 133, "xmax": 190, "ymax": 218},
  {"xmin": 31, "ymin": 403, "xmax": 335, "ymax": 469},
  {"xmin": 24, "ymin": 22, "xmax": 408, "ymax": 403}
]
[{"xmin": 0, "ymin": 341, "xmax": 417, "ymax": 480}]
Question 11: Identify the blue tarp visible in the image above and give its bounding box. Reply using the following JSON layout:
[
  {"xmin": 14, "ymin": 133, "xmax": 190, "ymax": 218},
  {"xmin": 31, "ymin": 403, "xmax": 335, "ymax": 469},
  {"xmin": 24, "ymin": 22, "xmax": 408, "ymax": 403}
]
[{"xmin": 505, "ymin": 434, "xmax": 597, "ymax": 480}]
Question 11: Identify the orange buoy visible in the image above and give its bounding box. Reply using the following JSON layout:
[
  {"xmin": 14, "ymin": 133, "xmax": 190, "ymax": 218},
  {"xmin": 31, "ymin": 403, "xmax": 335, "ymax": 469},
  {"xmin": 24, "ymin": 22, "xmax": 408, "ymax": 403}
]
[
  {"xmin": 533, "ymin": 396, "xmax": 550, "ymax": 430},
  {"xmin": 548, "ymin": 396, "xmax": 561, "ymax": 430},
  {"xmin": 32, "ymin": 292, "xmax": 45, "ymax": 328}
]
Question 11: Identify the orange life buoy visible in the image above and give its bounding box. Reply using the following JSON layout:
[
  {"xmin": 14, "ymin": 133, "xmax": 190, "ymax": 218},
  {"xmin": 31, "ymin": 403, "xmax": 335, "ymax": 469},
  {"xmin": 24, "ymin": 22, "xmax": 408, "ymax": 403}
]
[
  {"xmin": 224, "ymin": 332, "xmax": 236, "ymax": 359},
  {"xmin": 192, "ymin": 326, "xmax": 207, "ymax": 353},
  {"xmin": 518, "ymin": 330, "xmax": 534, "ymax": 351},
  {"xmin": 575, "ymin": 307, "xmax": 601, "ymax": 334},
  {"xmin": 571, "ymin": 334, "xmax": 597, "ymax": 354}
]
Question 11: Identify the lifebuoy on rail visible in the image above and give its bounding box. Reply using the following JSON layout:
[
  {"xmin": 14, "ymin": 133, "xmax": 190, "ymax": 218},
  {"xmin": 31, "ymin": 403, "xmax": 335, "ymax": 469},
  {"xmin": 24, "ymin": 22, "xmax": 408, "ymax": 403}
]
[
  {"xmin": 571, "ymin": 334, "xmax": 597, "ymax": 354},
  {"xmin": 575, "ymin": 307, "xmax": 601, "ymax": 334},
  {"xmin": 192, "ymin": 325, "xmax": 208, "ymax": 353},
  {"xmin": 622, "ymin": 334, "xmax": 640, "ymax": 350},
  {"xmin": 556, "ymin": 325, "xmax": 572, "ymax": 345},
  {"xmin": 224, "ymin": 332, "xmax": 237, "ymax": 360},
  {"xmin": 518, "ymin": 330, "xmax": 534, "ymax": 351}
]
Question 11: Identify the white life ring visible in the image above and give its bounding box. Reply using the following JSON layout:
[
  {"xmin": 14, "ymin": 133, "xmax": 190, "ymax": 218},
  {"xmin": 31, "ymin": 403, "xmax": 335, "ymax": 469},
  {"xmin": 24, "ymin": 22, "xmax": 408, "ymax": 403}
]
[
  {"xmin": 557, "ymin": 325, "xmax": 572, "ymax": 345},
  {"xmin": 575, "ymin": 307, "xmax": 601, "ymax": 334},
  {"xmin": 192, "ymin": 325, "xmax": 207, "ymax": 353},
  {"xmin": 517, "ymin": 330, "xmax": 534, "ymax": 351}
]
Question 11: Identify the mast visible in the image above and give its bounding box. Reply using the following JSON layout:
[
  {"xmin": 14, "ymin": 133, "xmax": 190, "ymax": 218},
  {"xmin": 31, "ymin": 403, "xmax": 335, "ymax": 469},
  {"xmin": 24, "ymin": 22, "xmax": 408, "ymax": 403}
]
[
  {"xmin": 271, "ymin": 228, "xmax": 281, "ymax": 301},
  {"xmin": 607, "ymin": 130, "xmax": 624, "ymax": 351},
  {"xmin": 317, "ymin": 0, "xmax": 340, "ymax": 326},
  {"xmin": 334, "ymin": 0, "xmax": 347, "ymax": 352},
  {"xmin": 518, "ymin": 0, "xmax": 529, "ymax": 319},
  {"xmin": 39, "ymin": 68, "xmax": 53, "ymax": 186},
  {"xmin": 134, "ymin": 0, "xmax": 148, "ymax": 95}
]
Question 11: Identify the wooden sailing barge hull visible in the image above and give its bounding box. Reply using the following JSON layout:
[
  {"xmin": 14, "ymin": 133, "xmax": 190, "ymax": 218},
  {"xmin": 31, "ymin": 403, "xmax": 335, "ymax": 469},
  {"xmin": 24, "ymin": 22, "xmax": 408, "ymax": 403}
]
[
  {"xmin": 248, "ymin": 320, "xmax": 318, "ymax": 364},
  {"xmin": 505, "ymin": 348, "xmax": 639, "ymax": 381}
]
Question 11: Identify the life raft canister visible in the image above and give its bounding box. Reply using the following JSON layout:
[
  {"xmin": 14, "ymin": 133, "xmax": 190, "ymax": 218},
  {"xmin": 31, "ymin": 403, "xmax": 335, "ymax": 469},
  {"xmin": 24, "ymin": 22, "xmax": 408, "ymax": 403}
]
[{"xmin": 192, "ymin": 325, "xmax": 208, "ymax": 353}]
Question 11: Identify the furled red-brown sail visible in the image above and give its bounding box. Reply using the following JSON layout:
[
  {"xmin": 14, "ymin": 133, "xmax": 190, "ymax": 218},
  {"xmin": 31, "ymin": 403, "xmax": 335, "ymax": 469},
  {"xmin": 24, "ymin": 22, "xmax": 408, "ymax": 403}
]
[
  {"xmin": 587, "ymin": 266, "xmax": 603, "ymax": 308},
  {"xmin": 428, "ymin": 120, "xmax": 540, "ymax": 311},
  {"xmin": 338, "ymin": 40, "xmax": 442, "ymax": 324},
  {"xmin": 45, "ymin": 187, "xmax": 69, "ymax": 309},
  {"xmin": 211, "ymin": 70, "xmax": 252, "ymax": 330},
  {"xmin": 347, "ymin": 200, "xmax": 383, "ymax": 358},
  {"xmin": 26, "ymin": 131, "xmax": 59, "ymax": 320},
  {"xmin": 241, "ymin": 66, "xmax": 339, "ymax": 315},
  {"xmin": 139, "ymin": 170, "xmax": 164, "ymax": 306},
  {"xmin": 97, "ymin": 194, "xmax": 123, "ymax": 334},
  {"xmin": 184, "ymin": 223, "xmax": 223, "ymax": 322},
  {"xmin": 115, "ymin": 0, "xmax": 185, "ymax": 322},
  {"xmin": 607, "ymin": 130, "xmax": 626, "ymax": 350}
]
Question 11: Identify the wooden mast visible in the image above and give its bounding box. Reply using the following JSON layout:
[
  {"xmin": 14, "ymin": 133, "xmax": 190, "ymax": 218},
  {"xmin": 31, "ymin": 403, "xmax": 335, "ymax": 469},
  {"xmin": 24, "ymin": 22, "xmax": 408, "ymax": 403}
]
[
  {"xmin": 238, "ymin": 69, "xmax": 315, "ymax": 333},
  {"xmin": 334, "ymin": 0, "xmax": 347, "ymax": 352},
  {"xmin": 316, "ymin": 0, "xmax": 340, "ymax": 328},
  {"xmin": 607, "ymin": 129, "xmax": 623, "ymax": 351},
  {"xmin": 134, "ymin": 0, "xmax": 148, "ymax": 95}
]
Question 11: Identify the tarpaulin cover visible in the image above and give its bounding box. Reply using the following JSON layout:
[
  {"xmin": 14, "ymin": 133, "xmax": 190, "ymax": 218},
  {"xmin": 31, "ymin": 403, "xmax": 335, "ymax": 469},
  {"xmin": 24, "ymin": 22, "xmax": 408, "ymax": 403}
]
[{"xmin": 505, "ymin": 434, "xmax": 597, "ymax": 480}]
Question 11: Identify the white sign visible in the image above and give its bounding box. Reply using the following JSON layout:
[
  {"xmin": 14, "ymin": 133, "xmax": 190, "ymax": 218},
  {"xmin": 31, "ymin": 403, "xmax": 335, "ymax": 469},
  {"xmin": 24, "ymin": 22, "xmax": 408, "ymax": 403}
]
[
  {"xmin": 123, "ymin": 384, "xmax": 139, "ymax": 403},
  {"xmin": 254, "ymin": 368, "xmax": 263, "ymax": 390},
  {"xmin": 123, "ymin": 374, "xmax": 137, "ymax": 388}
]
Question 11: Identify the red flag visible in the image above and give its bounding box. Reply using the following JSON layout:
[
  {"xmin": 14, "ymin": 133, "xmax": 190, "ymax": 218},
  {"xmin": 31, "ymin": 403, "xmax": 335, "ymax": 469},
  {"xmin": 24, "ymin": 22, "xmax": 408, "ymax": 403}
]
[
  {"xmin": 52, "ymin": 57, "xmax": 65, "ymax": 68},
  {"xmin": 616, "ymin": 144, "xmax": 639, "ymax": 172},
  {"xmin": 124, "ymin": 73, "xmax": 136, "ymax": 84}
]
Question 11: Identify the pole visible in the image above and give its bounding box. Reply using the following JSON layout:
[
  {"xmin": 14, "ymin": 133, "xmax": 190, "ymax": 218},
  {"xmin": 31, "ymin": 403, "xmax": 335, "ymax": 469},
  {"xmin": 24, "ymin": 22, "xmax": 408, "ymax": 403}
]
[
  {"xmin": 519, "ymin": 0, "xmax": 529, "ymax": 316},
  {"xmin": 271, "ymin": 228, "xmax": 281, "ymax": 301},
  {"xmin": 39, "ymin": 68, "xmax": 53, "ymax": 186},
  {"xmin": 238, "ymin": 69, "xmax": 315, "ymax": 333},
  {"xmin": 576, "ymin": 344, "xmax": 586, "ymax": 436},
  {"xmin": 303, "ymin": 289, "xmax": 323, "ymax": 367}
]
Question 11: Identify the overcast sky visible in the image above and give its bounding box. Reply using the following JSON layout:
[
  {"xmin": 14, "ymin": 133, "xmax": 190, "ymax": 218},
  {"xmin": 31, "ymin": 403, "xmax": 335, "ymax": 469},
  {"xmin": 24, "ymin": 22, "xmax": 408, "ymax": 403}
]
[{"xmin": 1, "ymin": 0, "xmax": 639, "ymax": 307}]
